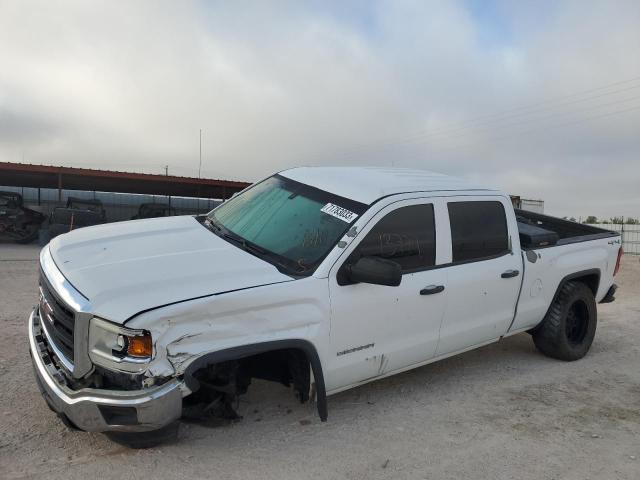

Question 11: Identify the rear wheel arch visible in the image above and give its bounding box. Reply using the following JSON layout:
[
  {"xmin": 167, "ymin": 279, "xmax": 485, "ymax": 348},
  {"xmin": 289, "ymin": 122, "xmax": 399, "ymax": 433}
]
[
  {"xmin": 529, "ymin": 269, "xmax": 600, "ymax": 334},
  {"xmin": 570, "ymin": 271, "xmax": 600, "ymax": 297},
  {"xmin": 553, "ymin": 268, "xmax": 600, "ymax": 298},
  {"xmin": 548, "ymin": 269, "xmax": 600, "ymax": 316},
  {"xmin": 182, "ymin": 339, "xmax": 328, "ymax": 421}
]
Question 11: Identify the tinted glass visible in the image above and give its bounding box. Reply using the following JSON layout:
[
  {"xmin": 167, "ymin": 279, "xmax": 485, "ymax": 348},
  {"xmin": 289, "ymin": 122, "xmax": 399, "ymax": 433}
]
[
  {"xmin": 351, "ymin": 204, "xmax": 436, "ymax": 272},
  {"xmin": 448, "ymin": 201, "xmax": 509, "ymax": 262},
  {"xmin": 208, "ymin": 175, "xmax": 367, "ymax": 276}
]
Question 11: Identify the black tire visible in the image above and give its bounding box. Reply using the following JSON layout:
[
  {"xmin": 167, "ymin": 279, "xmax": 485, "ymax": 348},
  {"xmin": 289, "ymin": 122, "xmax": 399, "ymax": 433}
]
[
  {"xmin": 104, "ymin": 421, "xmax": 179, "ymax": 449},
  {"xmin": 532, "ymin": 281, "xmax": 597, "ymax": 361},
  {"xmin": 15, "ymin": 224, "xmax": 40, "ymax": 244}
]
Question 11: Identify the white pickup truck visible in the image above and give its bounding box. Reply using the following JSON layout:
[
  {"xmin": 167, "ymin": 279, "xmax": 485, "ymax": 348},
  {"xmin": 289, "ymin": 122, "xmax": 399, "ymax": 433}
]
[{"xmin": 29, "ymin": 167, "xmax": 623, "ymax": 447}]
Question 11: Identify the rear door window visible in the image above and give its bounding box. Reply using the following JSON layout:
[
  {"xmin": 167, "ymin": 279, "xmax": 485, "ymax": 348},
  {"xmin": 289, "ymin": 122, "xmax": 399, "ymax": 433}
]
[
  {"xmin": 350, "ymin": 204, "xmax": 436, "ymax": 272},
  {"xmin": 448, "ymin": 201, "xmax": 509, "ymax": 262}
]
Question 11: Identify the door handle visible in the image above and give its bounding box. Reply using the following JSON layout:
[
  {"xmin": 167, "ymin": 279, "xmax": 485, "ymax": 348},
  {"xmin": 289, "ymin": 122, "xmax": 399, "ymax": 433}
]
[
  {"xmin": 420, "ymin": 285, "xmax": 445, "ymax": 295},
  {"xmin": 501, "ymin": 270, "xmax": 520, "ymax": 278}
]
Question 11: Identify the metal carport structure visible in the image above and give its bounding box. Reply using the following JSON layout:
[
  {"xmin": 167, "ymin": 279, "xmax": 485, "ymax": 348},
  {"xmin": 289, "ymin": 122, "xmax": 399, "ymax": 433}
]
[{"xmin": 0, "ymin": 162, "xmax": 250, "ymax": 201}]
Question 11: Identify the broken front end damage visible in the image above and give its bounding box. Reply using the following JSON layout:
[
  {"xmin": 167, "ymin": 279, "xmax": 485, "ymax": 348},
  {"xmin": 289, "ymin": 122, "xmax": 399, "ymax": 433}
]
[
  {"xmin": 178, "ymin": 340, "xmax": 328, "ymax": 422},
  {"xmin": 29, "ymin": 309, "xmax": 182, "ymax": 433},
  {"xmin": 125, "ymin": 280, "xmax": 331, "ymax": 423}
]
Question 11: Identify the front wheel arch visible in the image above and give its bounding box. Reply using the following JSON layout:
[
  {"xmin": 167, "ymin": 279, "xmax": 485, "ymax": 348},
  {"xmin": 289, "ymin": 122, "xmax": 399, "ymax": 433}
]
[{"xmin": 182, "ymin": 339, "xmax": 328, "ymax": 421}]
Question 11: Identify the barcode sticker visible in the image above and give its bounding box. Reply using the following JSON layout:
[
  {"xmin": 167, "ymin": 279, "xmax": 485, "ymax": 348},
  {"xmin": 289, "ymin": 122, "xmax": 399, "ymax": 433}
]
[{"xmin": 321, "ymin": 203, "xmax": 359, "ymax": 223}]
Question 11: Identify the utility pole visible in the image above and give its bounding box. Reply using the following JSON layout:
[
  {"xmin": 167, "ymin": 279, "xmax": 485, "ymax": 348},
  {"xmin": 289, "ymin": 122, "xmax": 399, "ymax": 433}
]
[
  {"xmin": 198, "ymin": 129, "xmax": 202, "ymax": 179},
  {"xmin": 197, "ymin": 129, "xmax": 203, "ymax": 213},
  {"xmin": 165, "ymin": 165, "xmax": 171, "ymax": 207}
]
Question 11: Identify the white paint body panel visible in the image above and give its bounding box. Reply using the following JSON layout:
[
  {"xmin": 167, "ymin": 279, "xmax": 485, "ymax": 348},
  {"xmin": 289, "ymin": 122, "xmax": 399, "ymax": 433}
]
[
  {"xmin": 509, "ymin": 238, "xmax": 616, "ymax": 332},
  {"xmin": 280, "ymin": 166, "xmax": 491, "ymax": 204},
  {"xmin": 48, "ymin": 216, "xmax": 293, "ymax": 321},
  {"xmin": 435, "ymin": 195, "xmax": 522, "ymax": 355},
  {"xmin": 127, "ymin": 277, "xmax": 332, "ymax": 379},
  {"xmin": 326, "ymin": 197, "xmax": 448, "ymax": 391},
  {"xmin": 41, "ymin": 167, "xmax": 621, "ymax": 399}
]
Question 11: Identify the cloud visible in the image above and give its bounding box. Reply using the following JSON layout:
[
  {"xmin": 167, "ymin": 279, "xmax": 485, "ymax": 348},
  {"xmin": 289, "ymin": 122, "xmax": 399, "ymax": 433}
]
[{"xmin": 0, "ymin": 0, "xmax": 638, "ymax": 219}]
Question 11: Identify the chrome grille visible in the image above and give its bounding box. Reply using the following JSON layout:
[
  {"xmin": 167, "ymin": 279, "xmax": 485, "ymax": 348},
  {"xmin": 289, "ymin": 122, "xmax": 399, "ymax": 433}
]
[{"xmin": 39, "ymin": 271, "xmax": 75, "ymax": 364}]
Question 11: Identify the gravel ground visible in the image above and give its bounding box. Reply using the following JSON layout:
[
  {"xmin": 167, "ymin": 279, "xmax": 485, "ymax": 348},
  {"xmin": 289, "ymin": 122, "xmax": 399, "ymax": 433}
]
[{"xmin": 1, "ymin": 244, "xmax": 639, "ymax": 479}]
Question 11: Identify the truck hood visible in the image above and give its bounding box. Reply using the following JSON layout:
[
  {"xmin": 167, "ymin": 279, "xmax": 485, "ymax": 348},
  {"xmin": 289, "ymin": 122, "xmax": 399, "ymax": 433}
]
[{"xmin": 48, "ymin": 216, "xmax": 293, "ymax": 322}]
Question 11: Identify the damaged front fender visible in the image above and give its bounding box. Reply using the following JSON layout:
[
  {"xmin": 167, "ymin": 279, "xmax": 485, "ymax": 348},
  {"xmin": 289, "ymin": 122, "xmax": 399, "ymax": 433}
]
[
  {"xmin": 182, "ymin": 339, "xmax": 328, "ymax": 421},
  {"xmin": 123, "ymin": 277, "xmax": 331, "ymax": 421}
]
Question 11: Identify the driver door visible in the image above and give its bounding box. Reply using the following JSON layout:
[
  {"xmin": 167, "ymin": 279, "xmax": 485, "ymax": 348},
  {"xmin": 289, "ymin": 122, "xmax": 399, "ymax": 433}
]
[{"xmin": 326, "ymin": 199, "xmax": 448, "ymax": 392}]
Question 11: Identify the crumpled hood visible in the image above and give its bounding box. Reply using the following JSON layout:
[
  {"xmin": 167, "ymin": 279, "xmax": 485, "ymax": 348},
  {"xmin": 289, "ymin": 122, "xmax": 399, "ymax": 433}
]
[{"xmin": 48, "ymin": 216, "xmax": 293, "ymax": 322}]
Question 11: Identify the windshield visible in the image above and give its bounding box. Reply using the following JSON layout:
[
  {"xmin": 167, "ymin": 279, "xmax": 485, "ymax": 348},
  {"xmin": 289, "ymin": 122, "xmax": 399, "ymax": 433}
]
[{"xmin": 206, "ymin": 174, "xmax": 367, "ymax": 276}]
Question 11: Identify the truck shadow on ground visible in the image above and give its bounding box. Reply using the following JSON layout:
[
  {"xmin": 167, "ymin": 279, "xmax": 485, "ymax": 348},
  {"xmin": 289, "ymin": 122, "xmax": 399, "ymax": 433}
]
[
  {"xmin": 177, "ymin": 332, "xmax": 545, "ymax": 438},
  {"xmin": 173, "ymin": 324, "xmax": 638, "ymax": 446}
]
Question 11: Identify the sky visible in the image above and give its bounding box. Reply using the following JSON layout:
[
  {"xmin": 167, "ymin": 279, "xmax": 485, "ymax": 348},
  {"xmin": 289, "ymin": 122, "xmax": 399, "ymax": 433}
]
[{"xmin": 0, "ymin": 0, "xmax": 639, "ymax": 219}]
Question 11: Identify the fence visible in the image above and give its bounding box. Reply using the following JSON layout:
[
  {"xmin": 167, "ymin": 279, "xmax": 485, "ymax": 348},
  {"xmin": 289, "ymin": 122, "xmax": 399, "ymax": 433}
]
[
  {"xmin": 1, "ymin": 185, "xmax": 221, "ymax": 222},
  {"xmin": 597, "ymin": 223, "xmax": 640, "ymax": 255}
]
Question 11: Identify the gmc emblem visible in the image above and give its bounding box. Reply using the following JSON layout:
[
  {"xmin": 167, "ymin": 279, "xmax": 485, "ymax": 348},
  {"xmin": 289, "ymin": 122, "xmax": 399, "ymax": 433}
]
[{"xmin": 39, "ymin": 292, "xmax": 55, "ymax": 327}]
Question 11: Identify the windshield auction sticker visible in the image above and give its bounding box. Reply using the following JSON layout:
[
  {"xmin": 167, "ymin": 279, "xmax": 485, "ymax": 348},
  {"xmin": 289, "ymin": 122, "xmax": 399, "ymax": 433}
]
[{"xmin": 321, "ymin": 203, "xmax": 359, "ymax": 223}]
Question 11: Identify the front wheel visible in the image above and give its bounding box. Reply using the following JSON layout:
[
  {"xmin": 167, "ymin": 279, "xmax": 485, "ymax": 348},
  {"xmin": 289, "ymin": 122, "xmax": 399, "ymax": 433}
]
[{"xmin": 532, "ymin": 281, "xmax": 597, "ymax": 361}]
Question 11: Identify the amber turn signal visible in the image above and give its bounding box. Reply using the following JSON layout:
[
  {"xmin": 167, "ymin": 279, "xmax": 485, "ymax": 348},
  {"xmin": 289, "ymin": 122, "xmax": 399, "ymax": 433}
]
[{"xmin": 126, "ymin": 333, "xmax": 153, "ymax": 358}]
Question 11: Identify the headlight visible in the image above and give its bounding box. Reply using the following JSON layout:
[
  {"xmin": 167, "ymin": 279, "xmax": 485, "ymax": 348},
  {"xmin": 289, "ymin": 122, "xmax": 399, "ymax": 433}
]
[{"xmin": 89, "ymin": 317, "xmax": 153, "ymax": 372}]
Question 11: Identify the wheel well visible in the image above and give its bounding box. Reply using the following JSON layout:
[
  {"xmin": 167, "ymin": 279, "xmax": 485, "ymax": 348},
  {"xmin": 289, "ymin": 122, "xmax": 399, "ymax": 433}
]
[
  {"xmin": 530, "ymin": 269, "xmax": 601, "ymax": 335},
  {"xmin": 550, "ymin": 269, "xmax": 600, "ymax": 308},
  {"xmin": 183, "ymin": 340, "xmax": 327, "ymax": 421},
  {"xmin": 569, "ymin": 272, "xmax": 600, "ymax": 296}
]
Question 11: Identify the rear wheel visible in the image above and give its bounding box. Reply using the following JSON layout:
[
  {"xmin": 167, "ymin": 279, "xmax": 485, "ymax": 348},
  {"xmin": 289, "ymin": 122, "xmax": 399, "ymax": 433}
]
[{"xmin": 532, "ymin": 281, "xmax": 597, "ymax": 361}]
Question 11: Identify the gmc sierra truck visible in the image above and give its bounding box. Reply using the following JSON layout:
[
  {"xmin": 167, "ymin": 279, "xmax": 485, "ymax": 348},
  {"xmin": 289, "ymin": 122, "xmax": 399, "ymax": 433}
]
[{"xmin": 29, "ymin": 167, "xmax": 623, "ymax": 447}]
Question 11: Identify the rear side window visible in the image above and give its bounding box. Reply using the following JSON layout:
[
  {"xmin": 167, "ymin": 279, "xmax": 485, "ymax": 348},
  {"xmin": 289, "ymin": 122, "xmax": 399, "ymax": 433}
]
[
  {"xmin": 351, "ymin": 204, "xmax": 436, "ymax": 272},
  {"xmin": 448, "ymin": 201, "xmax": 509, "ymax": 262}
]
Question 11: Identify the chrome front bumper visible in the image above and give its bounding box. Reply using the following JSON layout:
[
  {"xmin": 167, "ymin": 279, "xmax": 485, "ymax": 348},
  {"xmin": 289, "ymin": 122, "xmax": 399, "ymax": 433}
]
[{"xmin": 29, "ymin": 309, "xmax": 183, "ymax": 432}]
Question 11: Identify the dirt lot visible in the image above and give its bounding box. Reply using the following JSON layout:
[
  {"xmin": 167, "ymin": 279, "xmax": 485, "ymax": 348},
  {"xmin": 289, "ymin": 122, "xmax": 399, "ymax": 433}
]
[{"xmin": 1, "ymin": 244, "xmax": 639, "ymax": 480}]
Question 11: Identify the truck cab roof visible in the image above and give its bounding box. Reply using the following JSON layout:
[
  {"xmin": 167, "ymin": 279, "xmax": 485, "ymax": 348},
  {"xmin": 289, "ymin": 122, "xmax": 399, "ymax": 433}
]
[{"xmin": 280, "ymin": 166, "xmax": 498, "ymax": 204}]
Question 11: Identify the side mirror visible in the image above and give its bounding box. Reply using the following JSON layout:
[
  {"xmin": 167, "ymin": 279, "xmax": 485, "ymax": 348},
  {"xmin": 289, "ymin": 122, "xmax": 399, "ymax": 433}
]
[{"xmin": 346, "ymin": 256, "xmax": 402, "ymax": 287}]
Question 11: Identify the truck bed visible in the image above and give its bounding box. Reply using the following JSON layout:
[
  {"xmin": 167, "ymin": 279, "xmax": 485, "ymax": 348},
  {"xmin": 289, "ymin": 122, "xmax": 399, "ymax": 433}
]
[{"xmin": 515, "ymin": 209, "xmax": 619, "ymax": 249}]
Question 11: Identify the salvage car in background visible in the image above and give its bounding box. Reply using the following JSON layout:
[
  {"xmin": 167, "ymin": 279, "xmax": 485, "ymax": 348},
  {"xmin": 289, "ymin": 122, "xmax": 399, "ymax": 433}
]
[
  {"xmin": 0, "ymin": 191, "xmax": 45, "ymax": 243},
  {"xmin": 48, "ymin": 197, "xmax": 106, "ymax": 239},
  {"xmin": 29, "ymin": 167, "xmax": 622, "ymax": 448},
  {"xmin": 131, "ymin": 203, "xmax": 176, "ymax": 220}
]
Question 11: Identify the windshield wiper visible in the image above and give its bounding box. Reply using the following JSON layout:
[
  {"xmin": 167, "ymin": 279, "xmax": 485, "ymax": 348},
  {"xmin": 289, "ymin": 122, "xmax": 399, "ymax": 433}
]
[
  {"xmin": 222, "ymin": 231, "xmax": 263, "ymax": 253},
  {"xmin": 202, "ymin": 217, "xmax": 222, "ymax": 233},
  {"xmin": 208, "ymin": 222, "xmax": 265, "ymax": 254},
  {"xmin": 203, "ymin": 215, "xmax": 300, "ymax": 276},
  {"xmin": 204, "ymin": 216, "xmax": 262, "ymax": 253},
  {"xmin": 222, "ymin": 231, "xmax": 302, "ymax": 274}
]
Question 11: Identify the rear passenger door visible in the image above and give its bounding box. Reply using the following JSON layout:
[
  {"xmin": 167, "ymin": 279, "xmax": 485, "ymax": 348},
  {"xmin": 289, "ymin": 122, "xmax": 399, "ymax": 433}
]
[{"xmin": 436, "ymin": 197, "xmax": 522, "ymax": 355}]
